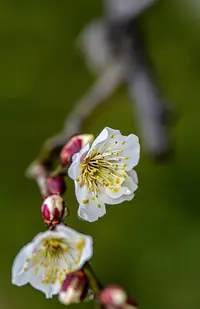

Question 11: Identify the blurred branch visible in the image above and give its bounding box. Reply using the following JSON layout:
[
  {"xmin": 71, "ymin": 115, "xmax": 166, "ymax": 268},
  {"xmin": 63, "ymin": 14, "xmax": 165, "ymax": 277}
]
[{"xmin": 26, "ymin": 64, "xmax": 124, "ymax": 175}]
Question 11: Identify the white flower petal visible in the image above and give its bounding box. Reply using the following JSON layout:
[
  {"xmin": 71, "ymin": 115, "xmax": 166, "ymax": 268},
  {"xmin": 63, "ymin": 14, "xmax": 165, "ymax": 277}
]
[
  {"xmin": 98, "ymin": 127, "xmax": 123, "ymax": 152},
  {"xmin": 75, "ymin": 182, "xmax": 90, "ymax": 205},
  {"xmin": 28, "ymin": 267, "xmax": 62, "ymax": 298},
  {"xmin": 12, "ymin": 226, "xmax": 93, "ymax": 298},
  {"xmin": 12, "ymin": 243, "xmax": 33, "ymax": 286},
  {"xmin": 75, "ymin": 182, "xmax": 106, "ymax": 222},
  {"xmin": 55, "ymin": 224, "xmax": 93, "ymax": 265},
  {"xmin": 88, "ymin": 127, "xmax": 121, "ymax": 155},
  {"xmin": 120, "ymin": 134, "xmax": 140, "ymax": 171},
  {"xmin": 122, "ymin": 173, "xmax": 138, "ymax": 196},
  {"xmin": 105, "ymin": 185, "xmax": 124, "ymax": 199},
  {"xmin": 78, "ymin": 232, "xmax": 94, "ymax": 265},
  {"xmin": 68, "ymin": 144, "xmax": 90, "ymax": 180},
  {"xmin": 100, "ymin": 171, "xmax": 138, "ymax": 204},
  {"xmin": 87, "ymin": 128, "xmax": 109, "ymax": 154},
  {"xmin": 103, "ymin": 191, "xmax": 135, "ymax": 205},
  {"xmin": 29, "ymin": 268, "xmax": 55, "ymax": 299},
  {"xmin": 128, "ymin": 169, "xmax": 138, "ymax": 186},
  {"xmin": 78, "ymin": 202, "xmax": 106, "ymax": 222}
]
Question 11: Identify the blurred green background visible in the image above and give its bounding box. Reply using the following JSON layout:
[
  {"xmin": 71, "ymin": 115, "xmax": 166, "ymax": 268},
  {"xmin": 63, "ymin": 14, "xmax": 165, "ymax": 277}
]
[{"xmin": 1, "ymin": 1, "xmax": 200, "ymax": 309}]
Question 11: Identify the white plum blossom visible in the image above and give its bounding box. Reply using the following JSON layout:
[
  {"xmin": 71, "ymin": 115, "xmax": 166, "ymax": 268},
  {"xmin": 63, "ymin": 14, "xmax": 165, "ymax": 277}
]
[
  {"xmin": 68, "ymin": 127, "xmax": 140, "ymax": 222},
  {"xmin": 12, "ymin": 225, "xmax": 93, "ymax": 298}
]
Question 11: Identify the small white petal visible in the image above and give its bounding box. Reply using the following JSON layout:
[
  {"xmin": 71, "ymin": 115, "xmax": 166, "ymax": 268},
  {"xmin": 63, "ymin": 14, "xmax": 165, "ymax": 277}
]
[
  {"xmin": 29, "ymin": 268, "xmax": 54, "ymax": 298},
  {"xmin": 12, "ymin": 243, "xmax": 33, "ymax": 286},
  {"xmin": 120, "ymin": 134, "xmax": 140, "ymax": 171},
  {"xmin": 76, "ymin": 185, "xmax": 106, "ymax": 222},
  {"xmin": 100, "ymin": 172, "xmax": 138, "ymax": 205},
  {"xmin": 98, "ymin": 127, "xmax": 123, "ymax": 152},
  {"xmin": 87, "ymin": 127, "xmax": 109, "ymax": 154},
  {"xmin": 102, "ymin": 191, "xmax": 135, "ymax": 205},
  {"xmin": 79, "ymin": 233, "xmax": 94, "ymax": 265},
  {"xmin": 105, "ymin": 185, "xmax": 124, "ymax": 199},
  {"xmin": 75, "ymin": 182, "xmax": 90, "ymax": 205},
  {"xmin": 88, "ymin": 127, "xmax": 121, "ymax": 155},
  {"xmin": 128, "ymin": 169, "xmax": 138, "ymax": 186},
  {"xmin": 78, "ymin": 202, "xmax": 106, "ymax": 222},
  {"xmin": 122, "ymin": 176, "xmax": 138, "ymax": 196}
]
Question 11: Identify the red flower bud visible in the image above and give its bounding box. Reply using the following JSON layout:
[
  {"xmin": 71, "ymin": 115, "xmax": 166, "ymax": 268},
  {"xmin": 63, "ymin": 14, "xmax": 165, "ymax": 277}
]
[
  {"xmin": 59, "ymin": 270, "xmax": 93, "ymax": 305},
  {"xmin": 46, "ymin": 176, "xmax": 66, "ymax": 195},
  {"xmin": 60, "ymin": 134, "xmax": 94, "ymax": 165},
  {"xmin": 98, "ymin": 285, "xmax": 137, "ymax": 309},
  {"xmin": 41, "ymin": 195, "xmax": 67, "ymax": 227},
  {"xmin": 60, "ymin": 137, "xmax": 82, "ymax": 165}
]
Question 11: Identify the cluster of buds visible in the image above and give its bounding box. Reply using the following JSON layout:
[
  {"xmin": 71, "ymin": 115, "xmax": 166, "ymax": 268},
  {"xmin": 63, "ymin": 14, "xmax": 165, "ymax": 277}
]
[
  {"xmin": 26, "ymin": 134, "xmax": 94, "ymax": 198},
  {"xmin": 20, "ymin": 128, "xmax": 140, "ymax": 307},
  {"xmin": 37, "ymin": 134, "xmax": 94, "ymax": 227},
  {"xmin": 98, "ymin": 285, "xmax": 138, "ymax": 309},
  {"xmin": 38, "ymin": 135, "xmax": 95, "ymax": 303}
]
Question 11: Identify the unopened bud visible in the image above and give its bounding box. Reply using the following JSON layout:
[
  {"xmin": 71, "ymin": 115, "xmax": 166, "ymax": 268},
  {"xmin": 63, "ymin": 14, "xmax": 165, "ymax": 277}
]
[
  {"xmin": 26, "ymin": 161, "xmax": 49, "ymax": 197},
  {"xmin": 98, "ymin": 285, "xmax": 137, "ymax": 309},
  {"xmin": 59, "ymin": 270, "xmax": 92, "ymax": 305},
  {"xmin": 60, "ymin": 134, "xmax": 94, "ymax": 165},
  {"xmin": 46, "ymin": 176, "xmax": 66, "ymax": 195},
  {"xmin": 60, "ymin": 137, "xmax": 82, "ymax": 165},
  {"xmin": 26, "ymin": 160, "xmax": 46, "ymax": 179},
  {"xmin": 99, "ymin": 285, "xmax": 127, "ymax": 307},
  {"xmin": 41, "ymin": 195, "xmax": 67, "ymax": 227}
]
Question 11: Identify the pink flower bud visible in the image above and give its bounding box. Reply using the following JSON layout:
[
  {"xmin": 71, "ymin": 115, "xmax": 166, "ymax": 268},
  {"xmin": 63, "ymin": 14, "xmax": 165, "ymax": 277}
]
[
  {"xmin": 41, "ymin": 195, "xmax": 67, "ymax": 227},
  {"xmin": 60, "ymin": 134, "xmax": 94, "ymax": 165},
  {"xmin": 60, "ymin": 137, "xmax": 82, "ymax": 165},
  {"xmin": 99, "ymin": 285, "xmax": 127, "ymax": 307},
  {"xmin": 59, "ymin": 270, "xmax": 92, "ymax": 305},
  {"xmin": 98, "ymin": 285, "xmax": 137, "ymax": 309},
  {"xmin": 46, "ymin": 176, "xmax": 66, "ymax": 195}
]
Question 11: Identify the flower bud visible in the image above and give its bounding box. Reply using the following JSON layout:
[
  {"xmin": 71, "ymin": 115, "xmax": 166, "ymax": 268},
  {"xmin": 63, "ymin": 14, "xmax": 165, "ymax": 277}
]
[
  {"xmin": 41, "ymin": 195, "xmax": 67, "ymax": 227},
  {"xmin": 60, "ymin": 137, "xmax": 82, "ymax": 165},
  {"xmin": 98, "ymin": 285, "xmax": 137, "ymax": 309},
  {"xmin": 46, "ymin": 176, "xmax": 66, "ymax": 195},
  {"xmin": 59, "ymin": 270, "xmax": 92, "ymax": 305},
  {"xmin": 26, "ymin": 161, "xmax": 49, "ymax": 197},
  {"xmin": 60, "ymin": 134, "xmax": 94, "ymax": 165}
]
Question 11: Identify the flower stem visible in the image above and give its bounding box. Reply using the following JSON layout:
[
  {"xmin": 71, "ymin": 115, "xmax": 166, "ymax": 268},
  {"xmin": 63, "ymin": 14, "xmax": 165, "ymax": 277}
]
[
  {"xmin": 83, "ymin": 262, "xmax": 103, "ymax": 295},
  {"xmin": 50, "ymin": 165, "xmax": 67, "ymax": 177}
]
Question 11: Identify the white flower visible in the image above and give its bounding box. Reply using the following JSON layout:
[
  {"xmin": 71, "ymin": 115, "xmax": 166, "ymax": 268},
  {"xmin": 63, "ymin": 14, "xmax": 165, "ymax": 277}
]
[
  {"xmin": 12, "ymin": 225, "xmax": 93, "ymax": 298},
  {"xmin": 68, "ymin": 127, "xmax": 140, "ymax": 222}
]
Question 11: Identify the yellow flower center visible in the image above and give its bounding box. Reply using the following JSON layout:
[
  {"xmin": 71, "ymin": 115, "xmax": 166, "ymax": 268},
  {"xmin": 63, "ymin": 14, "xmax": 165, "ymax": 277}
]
[
  {"xmin": 24, "ymin": 236, "xmax": 85, "ymax": 286},
  {"xmin": 42, "ymin": 238, "xmax": 68, "ymax": 258},
  {"xmin": 78, "ymin": 150, "xmax": 128, "ymax": 195}
]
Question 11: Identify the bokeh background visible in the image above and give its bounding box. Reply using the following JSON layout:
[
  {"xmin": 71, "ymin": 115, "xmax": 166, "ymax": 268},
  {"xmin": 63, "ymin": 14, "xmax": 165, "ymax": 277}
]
[{"xmin": 1, "ymin": 1, "xmax": 200, "ymax": 309}]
